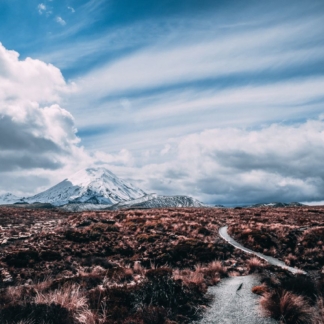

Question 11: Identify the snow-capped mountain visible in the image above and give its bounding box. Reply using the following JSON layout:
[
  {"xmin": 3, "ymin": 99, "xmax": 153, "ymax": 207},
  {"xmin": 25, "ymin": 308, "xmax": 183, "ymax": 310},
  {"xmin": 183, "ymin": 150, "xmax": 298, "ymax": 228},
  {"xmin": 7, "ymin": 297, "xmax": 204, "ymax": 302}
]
[
  {"xmin": 0, "ymin": 168, "xmax": 206, "ymax": 210},
  {"xmin": 0, "ymin": 193, "xmax": 22, "ymax": 205},
  {"xmin": 109, "ymin": 195, "xmax": 205, "ymax": 210},
  {"xmin": 25, "ymin": 167, "xmax": 146, "ymax": 206}
]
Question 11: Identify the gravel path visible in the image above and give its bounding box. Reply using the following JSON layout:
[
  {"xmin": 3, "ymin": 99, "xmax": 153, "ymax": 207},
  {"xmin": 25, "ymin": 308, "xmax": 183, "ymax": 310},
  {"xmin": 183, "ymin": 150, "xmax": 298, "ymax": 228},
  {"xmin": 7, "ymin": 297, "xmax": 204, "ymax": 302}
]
[
  {"xmin": 197, "ymin": 225, "xmax": 307, "ymax": 323},
  {"xmin": 196, "ymin": 275, "xmax": 277, "ymax": 324},
  {"xmin": 219, "ymin": 226, "xmax": 306, "ymax": 275}
]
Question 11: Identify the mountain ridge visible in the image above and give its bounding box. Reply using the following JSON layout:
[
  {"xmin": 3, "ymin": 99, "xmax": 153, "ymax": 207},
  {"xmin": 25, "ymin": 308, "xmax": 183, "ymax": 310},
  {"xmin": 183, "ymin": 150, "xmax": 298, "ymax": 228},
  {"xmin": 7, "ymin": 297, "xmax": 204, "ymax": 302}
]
[
  {"xmin": 0, "ymin": 167, "xmax": 206, "ymax": 209},
  {"xmin": 0, "ymin": 193, "xmax": 23, "ymax": 205},
  {"xmin": 108, "ymin": 194, "xmax": 205, "ymax": 210},
  {"xmin": 24, "ymin": 167, "xmax": 146, "ymax": 206}
]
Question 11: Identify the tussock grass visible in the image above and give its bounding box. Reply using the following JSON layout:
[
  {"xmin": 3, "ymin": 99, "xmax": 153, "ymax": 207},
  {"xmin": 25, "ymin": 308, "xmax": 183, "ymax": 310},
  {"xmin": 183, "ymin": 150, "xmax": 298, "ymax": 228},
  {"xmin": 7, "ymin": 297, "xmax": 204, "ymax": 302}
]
[
  {"xmin": 261, "ymin": 290, "xmax": 314, "ymax": 324},
  {"xmin": 247, "ymin": 257, "xmax": 264, "ymax": 273},
  {"xmin": 1, "ymin": 205, "xmax": 324, "ymax": 323}
]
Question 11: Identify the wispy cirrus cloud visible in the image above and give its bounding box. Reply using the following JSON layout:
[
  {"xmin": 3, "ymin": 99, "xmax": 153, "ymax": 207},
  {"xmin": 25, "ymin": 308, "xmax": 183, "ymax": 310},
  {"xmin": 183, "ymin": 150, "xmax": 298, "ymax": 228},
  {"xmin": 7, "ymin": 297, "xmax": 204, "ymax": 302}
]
[
  {"xmin": 72, "ymin": 76, "xmax": 324, "ymax": 154},
  {"xmin": 66, "ymin": 12, "xmax": 324, "ymax": 154},
  {"xmin": 76, "ymin": 16, "xmax": 324, "ymax": 98}
]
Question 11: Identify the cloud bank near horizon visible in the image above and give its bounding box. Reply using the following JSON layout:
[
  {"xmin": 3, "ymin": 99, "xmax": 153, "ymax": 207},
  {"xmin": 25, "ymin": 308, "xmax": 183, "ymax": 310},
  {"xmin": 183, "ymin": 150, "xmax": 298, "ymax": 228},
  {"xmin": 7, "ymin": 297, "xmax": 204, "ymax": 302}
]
[{"xmin": 127, "ymin": 119, "xmax": 324, "ymax": 205}]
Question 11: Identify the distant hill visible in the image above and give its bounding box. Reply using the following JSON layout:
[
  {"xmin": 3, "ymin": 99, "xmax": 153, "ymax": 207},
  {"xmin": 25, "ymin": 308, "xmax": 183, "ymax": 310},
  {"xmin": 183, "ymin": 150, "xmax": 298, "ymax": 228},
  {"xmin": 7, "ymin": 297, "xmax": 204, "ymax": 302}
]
[
  {"xmin": 108, "ymin": 194, "xmax": 205, "ymax": 210},
  {"xmin": 248, "ymin": 202, "xmax": 305, "ymax": 208},
  {"xmin": 0, "ymin": 193, "xmax": 24, "ymax": 205}
]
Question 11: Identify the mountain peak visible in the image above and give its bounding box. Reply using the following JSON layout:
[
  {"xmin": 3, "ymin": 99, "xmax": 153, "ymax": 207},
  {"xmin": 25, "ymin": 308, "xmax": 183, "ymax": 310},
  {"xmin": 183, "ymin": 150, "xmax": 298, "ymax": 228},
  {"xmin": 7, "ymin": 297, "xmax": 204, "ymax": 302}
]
[
  {"xmin": 67, "ymin": 167, "xmax": 118, "ymax": 186},
  {"xmin": 25, "ymin": 167, "xmax": 146, "ymax": 206}
]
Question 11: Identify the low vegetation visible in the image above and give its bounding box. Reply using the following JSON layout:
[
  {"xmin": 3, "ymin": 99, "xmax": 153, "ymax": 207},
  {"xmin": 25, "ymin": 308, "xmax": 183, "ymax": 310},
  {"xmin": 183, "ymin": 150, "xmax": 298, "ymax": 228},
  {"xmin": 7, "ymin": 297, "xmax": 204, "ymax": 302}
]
[
  {"xmin": 228, "ymin": 207, "xmax": 324, "ymax": 324},
  {"xmin": 0, "ymin": 205, "xmax": 323, "ymax": 323}
]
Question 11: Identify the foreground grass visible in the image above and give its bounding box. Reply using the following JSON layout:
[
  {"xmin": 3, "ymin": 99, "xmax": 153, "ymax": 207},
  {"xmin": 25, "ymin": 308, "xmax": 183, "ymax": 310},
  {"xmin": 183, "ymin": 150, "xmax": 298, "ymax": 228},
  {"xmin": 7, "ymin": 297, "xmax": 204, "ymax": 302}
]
[{"xmin": 0, "ymin": 206, "xmax": 323, "ymax": 323}]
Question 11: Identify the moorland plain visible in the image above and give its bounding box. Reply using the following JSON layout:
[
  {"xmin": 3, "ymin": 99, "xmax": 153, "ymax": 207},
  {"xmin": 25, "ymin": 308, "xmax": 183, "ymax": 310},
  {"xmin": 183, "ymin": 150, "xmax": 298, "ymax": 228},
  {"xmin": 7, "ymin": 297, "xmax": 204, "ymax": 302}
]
[{"xmin": 0, "ymin": 206, "xmax": 323, "ymax": 323}]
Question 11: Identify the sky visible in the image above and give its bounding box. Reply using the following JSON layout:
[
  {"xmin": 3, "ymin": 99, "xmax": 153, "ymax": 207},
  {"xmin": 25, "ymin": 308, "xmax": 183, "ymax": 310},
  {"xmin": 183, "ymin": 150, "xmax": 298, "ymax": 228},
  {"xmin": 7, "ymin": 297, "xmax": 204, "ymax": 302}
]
[{"xmin": 0, "ymin": 0, "xmax": 324, "ymax": 206}]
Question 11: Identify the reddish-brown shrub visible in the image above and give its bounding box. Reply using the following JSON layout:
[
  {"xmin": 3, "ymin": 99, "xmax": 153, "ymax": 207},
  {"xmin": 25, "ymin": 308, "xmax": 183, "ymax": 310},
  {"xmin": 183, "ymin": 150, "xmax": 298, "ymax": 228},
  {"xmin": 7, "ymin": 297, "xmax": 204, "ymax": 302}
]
[
  {"xmin": 261, "ymin": 290, "xmax": 314, "ymax": 324},
  {"xmin": 247, "ymin": 257, "xmax": 263, "ymax": 273},
  {"xmin": 252, "ymin": 285, "xmax": 267, "ymax": 295}
]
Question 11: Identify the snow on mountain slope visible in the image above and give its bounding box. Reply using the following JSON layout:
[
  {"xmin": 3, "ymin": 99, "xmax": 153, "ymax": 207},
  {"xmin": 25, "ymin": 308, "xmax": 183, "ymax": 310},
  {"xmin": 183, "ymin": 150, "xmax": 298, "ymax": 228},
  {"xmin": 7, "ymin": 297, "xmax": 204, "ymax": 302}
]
[
  {"xmin": 0, "ymin": 193, "xmax": 23, "ymax": 205},
  {"xmin": 110, "ymin": 195, "xmax": 205, "ymax": 209},
  {"xmin": 110, "ymin": 193, "xmax": 157, "ymax": 209},
  {"xmin": 248, "ymin": 202, "xmax": 304, "ymax": 208},
  {"xmin": 60, "ymin": 203, "xmax": 110, "ymax": 212},
  {"xmin": 25, "ymin": 167, "xmax": 146, "ymax": 206}
]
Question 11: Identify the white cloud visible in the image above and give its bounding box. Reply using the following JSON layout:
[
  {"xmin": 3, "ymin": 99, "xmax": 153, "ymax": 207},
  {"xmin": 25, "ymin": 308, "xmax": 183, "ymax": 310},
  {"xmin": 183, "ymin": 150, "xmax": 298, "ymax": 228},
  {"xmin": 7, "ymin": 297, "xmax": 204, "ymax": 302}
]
[
  {"xmin": 160, "ymin": 144, "xmax": 171, "ymax": 156},
  {"xmin": 54, "ymin": 11, "xmax": 324, "ymax": 206},
  {"xmin": 0, "ymin": 44, "xmax": 72, "ymax": 103},
  {"xmin": 64, "ymin": 14, "xmax": 324, "ymax": 162},
  {"xmin": 76, "ymin": 17, "xmax": 323, "ymax": 97},
  {"xmin": 56, "ymin": 16, "xmax": 66, "ymax": 26},
  {"xmin": 0, "ymin": 43, "xmax": 91, "ymax": 195},
  {"xmin": 104, "ymin": 118, "xmax": 324, "ymax": 205},
  {"xmin": 37, "ymin": 3, "xmax": 46, "ymax": 14},
  {"xmin": 2, "ymin": 5, "xmax": 324, "ymax": 206},
  {"xmin": 93, "ymin": 149, "xmax": 134, "ymax": 167},
  {"xmin": 68, "ymin": 6, "xmax": 75, "ymax": 13},
  {"xmin": 68, "ymin": 75, "xmax": 324, "ymax": 158}
]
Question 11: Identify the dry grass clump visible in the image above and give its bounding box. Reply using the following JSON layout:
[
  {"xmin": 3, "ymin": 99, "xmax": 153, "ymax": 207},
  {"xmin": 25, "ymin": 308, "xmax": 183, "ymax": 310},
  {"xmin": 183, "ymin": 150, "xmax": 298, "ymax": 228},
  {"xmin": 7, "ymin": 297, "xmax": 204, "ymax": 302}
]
[
  {"xmin": 252, "ymin": 284, "xmax": 268, "ymax": 296},
  {"xmin": 261, "ymin": 290, "xmax": 314, "ymax": 324},
  {"xmin": 173, "ymin": 268, "xmax": 205, "ymax": 287},
  {"xmin": 34, "ymin": 284, "xmax": 87, "ymax": 314},
  {"xmin": 0, "ymin": 279, "xmax": 98, "ymax": 324},
  {"xmin": 205, "ymin": 261, "xmax": 227, "ymax": 276},
  {"xmin": 173, "ymin": 260, "xmax": 227, "ymax": 287},
  {"xmin": 259, "ymin": 274, "xmax": 324, "ymax": 324},
  {"xmin": 247, "ymin": 257, "xmax": 264, "ymax": 273}
]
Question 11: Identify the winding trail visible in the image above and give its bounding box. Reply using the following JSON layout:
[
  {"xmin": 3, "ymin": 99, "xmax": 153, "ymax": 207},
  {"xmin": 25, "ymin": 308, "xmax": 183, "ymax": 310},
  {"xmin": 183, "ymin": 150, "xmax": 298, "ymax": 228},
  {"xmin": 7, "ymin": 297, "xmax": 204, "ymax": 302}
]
[
  {"xmin": 197, "ymin": 226, "xmax": 306, "ymax": 323},
  {"xmin": 219, "ymin": 226, "xmax": 306, "ymax": 275},
  {"xmin": 196, "ymin": 275, "xmax": 277, "ymax": 324}
]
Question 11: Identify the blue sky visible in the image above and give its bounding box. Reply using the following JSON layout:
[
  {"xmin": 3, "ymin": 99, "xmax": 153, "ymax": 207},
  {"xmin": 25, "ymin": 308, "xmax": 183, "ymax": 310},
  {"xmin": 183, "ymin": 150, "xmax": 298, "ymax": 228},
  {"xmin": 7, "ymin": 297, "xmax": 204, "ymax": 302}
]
[{"xmin": 0, "ymin": 0, "xmax": 324, "ymax": 205}]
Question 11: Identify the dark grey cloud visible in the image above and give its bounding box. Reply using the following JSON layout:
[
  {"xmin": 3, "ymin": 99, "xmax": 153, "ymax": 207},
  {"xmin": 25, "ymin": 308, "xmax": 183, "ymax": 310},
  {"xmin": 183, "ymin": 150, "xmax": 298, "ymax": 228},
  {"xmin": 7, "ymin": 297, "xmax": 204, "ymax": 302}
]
[
  {"xmin": 0, "ymin": 105, "xmax": 82, "ymax": 173},
  {"xmin": 0, "ymin": 115, "xmax": 60, "ymax": 153},
  {"xmin": 0, "ymin": 173, "xmax": 51, "ymax": 195},
  {"xmin": 194, "ymin": 176, "xmax": 324, "ymax": 205},
  {"xmin": 0, "ymin": 153, "xmax": 63, "ymax": 172},
  {"xmin": 132, "ymin": 119, "xmax": 324, "ymax": 205},
  {"xmin": 0, "ymin": 43, "xmax": 91, "ymax": 195},
  {"xmin": 209, "ymin": 149, "xmax": 324, "ymax": 179}
]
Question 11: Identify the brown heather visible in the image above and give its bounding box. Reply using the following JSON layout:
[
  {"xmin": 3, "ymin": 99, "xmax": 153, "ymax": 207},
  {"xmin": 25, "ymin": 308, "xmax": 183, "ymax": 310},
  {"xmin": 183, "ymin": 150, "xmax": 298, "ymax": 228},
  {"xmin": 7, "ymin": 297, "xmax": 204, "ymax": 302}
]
[{"xmin": 0, "ymin": 205, "xmax": 324, "ymax": 323}]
